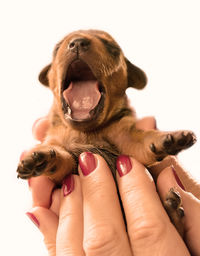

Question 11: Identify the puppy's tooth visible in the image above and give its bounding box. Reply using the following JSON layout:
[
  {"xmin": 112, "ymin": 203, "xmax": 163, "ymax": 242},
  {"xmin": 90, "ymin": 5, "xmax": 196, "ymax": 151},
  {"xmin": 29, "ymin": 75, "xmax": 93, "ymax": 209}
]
[
  {"xmin": 64, "ymin": 107, "xmax": 71, "ymax": 118},
  {"xmin": 67, "ymin": 107, "xmax": 71, "ymax": 115},
  {"xmin": 64, "ymin": 114, "xmax": 68, "ymax": 119}
]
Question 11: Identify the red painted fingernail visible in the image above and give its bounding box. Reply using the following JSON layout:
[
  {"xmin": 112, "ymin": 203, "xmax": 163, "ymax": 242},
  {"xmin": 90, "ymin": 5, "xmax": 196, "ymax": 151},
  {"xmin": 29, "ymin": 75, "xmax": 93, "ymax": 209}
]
[
  {"xmin": 26, "ymin": 212, "xmax": 40, "ymax": 228},
  {"xmin": 171, "ymin": 166, "xmax": 186, "ymax": 191},
  {"xmin": 116, "ymin": 155, "xmax": 132, "ymax": 177},
  {"xmin": 79, "ymin": 152, "xmax": 97, "ymax": 176},
  {"xmin": 62, "ymin": 174, "xmax": 74, "ymax": 196}
]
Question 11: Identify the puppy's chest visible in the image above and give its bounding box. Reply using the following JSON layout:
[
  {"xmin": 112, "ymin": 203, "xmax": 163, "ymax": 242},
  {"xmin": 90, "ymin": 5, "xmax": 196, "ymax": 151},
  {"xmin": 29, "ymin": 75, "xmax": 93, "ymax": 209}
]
[
  {"xmin": 66, "ymin": 129, "xmax": 119, "ymax": 155},
  {"xmin": 53, "ymin": 124, "xmax": 120, "ymax": 174}
]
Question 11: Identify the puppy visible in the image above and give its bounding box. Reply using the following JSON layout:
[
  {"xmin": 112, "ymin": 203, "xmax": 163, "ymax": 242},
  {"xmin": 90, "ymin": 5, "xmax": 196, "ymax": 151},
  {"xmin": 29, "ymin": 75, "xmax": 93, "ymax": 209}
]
[{"xmin": 17, "ymin": 30, "xmax": 196, "ymax": 235}]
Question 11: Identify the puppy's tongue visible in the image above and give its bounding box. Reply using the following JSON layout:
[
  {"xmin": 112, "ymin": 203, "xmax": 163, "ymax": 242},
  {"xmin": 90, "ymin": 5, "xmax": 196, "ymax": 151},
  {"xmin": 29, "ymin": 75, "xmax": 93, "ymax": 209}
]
[{"xmin": 63, "ymin": 80, "xmax": 101, "ymax": 120}]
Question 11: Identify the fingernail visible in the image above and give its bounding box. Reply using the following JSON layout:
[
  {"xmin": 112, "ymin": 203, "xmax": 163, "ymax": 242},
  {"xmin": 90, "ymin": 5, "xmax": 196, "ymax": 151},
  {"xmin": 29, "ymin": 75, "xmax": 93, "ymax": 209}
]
[
  {"xmin": 62, "ymin": 174, "xmax": 74, "ymax": 196},
  {"xmin": 26, "ymin": 212, "xmax": 40, "ymax": 228},
  {"xmin": 79, "ymin": 152, "xmax": 97, "ymax": 176},
  {"xmin": 116, "ymin": 155, "xmax": 132, "ymax": 177},
  {"xmin": 171, "ymin": 166, "xmax": 186, "ymax": 191}
]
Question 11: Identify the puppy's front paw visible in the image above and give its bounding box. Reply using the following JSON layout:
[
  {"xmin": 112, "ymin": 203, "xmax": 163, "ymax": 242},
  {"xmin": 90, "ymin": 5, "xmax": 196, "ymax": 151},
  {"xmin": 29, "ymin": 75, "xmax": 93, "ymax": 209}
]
[
  {"xmin": 17, "ymin": 148, "xmax": 57, "ymax": 179},
  {"xmin": 150, "ymin": 130, "xmax": 196, "ymax": 161},
  {"xmin": 164, "ymin": 188, "xmax": 184, "ymax": 236}
]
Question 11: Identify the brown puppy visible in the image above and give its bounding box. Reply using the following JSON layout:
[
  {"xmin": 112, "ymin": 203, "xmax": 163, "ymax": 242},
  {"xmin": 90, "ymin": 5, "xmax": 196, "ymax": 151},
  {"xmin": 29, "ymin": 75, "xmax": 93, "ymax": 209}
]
[{"xmin": 17, "ymin": 30, "xmax": 196, "ymax": 235}]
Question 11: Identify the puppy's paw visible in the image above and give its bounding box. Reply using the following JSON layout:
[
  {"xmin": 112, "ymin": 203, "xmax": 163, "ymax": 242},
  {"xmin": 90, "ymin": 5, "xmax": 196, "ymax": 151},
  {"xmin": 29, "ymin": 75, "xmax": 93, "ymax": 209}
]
[
  {"xmin": 150, "ymin": 130, "xmax": 196, "ymax": 161},
  {"xmin": 17, "ymin": 148, "xmax": 57, "ymax": 179},
  {"xmin": 164, "ymin": 188, "xmax": 184, "ymax": 237}
]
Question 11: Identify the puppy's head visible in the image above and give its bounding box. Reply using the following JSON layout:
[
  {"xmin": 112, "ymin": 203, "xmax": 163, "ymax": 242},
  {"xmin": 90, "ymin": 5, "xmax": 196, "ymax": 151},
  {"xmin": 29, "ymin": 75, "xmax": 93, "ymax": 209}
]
[{"xmin": 39, "ymin": 30, "xmax": 147, "ymax": 131}]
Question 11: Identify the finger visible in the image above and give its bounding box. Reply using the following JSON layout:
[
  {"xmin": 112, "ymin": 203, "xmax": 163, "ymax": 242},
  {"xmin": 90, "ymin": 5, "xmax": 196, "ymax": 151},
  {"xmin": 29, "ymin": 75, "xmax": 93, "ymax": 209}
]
[
  {"xmin": 157, "ymin": 166, "xmax": 200, "ymax": 255},
  {"xmin": 151, "ymin": 156, "xmax": 200, "ymax": 199},
  {"xmin": 116, "ymin": 156, "xmax": 189, "ymax": 255},
  {"xmin": 26, "ymin": 207, "xmax": 58, "ymax": 256},
  {"xmin": 135, "ymin": 116, "xmax": 156, "ymax": 130},
  {"xmin": 56, "ymin": 175, "xmax": 85, "ymax": 256},
  {"xmin": 79, "ymin": 152, "xmax": 132, "ymax": 256},
  {"xmin": 32, "ymin": 117, "xmax": 49, "ymax": 142},
  {"xmin": 21, "ymin": 153, "xmax": 55, "ymax": 209},
  {"xmin": 29, "ymin": 176, "xmax": 55, "ymax": 208},
  {"xmin": 50, "ymin": 188, "xmax": 61, "ymax": 216}
]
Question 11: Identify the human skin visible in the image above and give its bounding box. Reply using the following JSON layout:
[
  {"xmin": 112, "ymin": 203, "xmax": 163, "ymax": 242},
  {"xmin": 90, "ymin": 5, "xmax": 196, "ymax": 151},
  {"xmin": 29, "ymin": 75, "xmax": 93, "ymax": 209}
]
[{"xmin": 24, "ymin": 117, "xmax": 200, "ymax": 256}]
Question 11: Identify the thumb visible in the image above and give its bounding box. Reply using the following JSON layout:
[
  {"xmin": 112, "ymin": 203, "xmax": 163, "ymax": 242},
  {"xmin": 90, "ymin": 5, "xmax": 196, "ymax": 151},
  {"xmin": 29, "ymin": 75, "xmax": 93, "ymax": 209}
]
[
  {"xmin": 151, "ymin": 156, "xmax": 200, "ymax": 199},
  {"xmin": 32, "ymin": 117, "xmax": 49, "ymax": 142},
  {"xmin": 26, "ymin": 207, "xmax": 58, "ymax": 256}
]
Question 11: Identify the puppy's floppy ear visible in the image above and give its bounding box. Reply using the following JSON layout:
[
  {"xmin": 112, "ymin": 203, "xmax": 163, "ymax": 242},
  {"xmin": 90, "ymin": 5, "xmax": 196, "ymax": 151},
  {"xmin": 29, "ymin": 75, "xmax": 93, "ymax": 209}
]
[
  {"xmin": 38, "ymin": 39, "xmax": 63, "ymax": 86},
  {"xmin": 38, "ymin": 64, "xmax": 51, "ymax": 86},
  {"xmin": 126, "ymin": 58, "xmax": 147, "ymax": 89}
]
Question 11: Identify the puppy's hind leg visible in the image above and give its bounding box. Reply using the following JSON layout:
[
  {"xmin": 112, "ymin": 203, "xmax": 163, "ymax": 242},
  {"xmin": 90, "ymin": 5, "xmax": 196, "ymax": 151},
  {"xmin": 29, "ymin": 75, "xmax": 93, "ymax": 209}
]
[{"xmin": 164, "ymin": 188, "xmax": 185, "ymax": 237}]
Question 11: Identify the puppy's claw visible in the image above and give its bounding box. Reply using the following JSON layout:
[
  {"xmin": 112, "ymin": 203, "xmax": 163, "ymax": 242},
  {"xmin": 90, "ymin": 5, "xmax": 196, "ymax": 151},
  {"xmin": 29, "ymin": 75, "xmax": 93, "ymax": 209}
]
[
  {"xmin": 163, "ymin": 134, "xmax": 174, "ymax": 148},
  {"xmin": 177, "ymin": 207, "xmax": 184, "ymax": 218},
  {"xmin": 32, "ymin": 151, "xmax": 45, "ymax": 162},
  {"xmin": 165, "ymin": 197, "xmax": 179, "ymax": 210},
  {"xmin": 150, "ymin": 143, "xmax": 156, "ymax": 153}
]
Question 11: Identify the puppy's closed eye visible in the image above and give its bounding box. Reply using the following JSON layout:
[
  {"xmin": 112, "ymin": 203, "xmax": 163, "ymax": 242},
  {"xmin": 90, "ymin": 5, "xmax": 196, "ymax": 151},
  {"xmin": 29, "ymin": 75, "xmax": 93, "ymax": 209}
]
[{"xmin": 97, "ymin": 37, "xmax": 120, "ymax": 57}]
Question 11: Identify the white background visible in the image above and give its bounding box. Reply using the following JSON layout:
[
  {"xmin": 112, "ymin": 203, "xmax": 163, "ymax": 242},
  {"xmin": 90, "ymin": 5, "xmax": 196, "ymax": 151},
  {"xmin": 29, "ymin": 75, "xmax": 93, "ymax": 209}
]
[{"xmin": 0, "ymin": 0, "xmax": 200, "ymax": 255}]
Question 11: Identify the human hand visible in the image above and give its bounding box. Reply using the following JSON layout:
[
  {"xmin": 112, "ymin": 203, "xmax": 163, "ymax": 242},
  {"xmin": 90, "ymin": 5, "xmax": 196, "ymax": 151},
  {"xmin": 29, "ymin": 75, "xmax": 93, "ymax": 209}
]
[
  {"xmin": 25, "ymin": 116, "xmax": 157, "ymax": 255},
  {"xmin": 25, "ymin": 116, "xmax": 200, "ymax": 256}
]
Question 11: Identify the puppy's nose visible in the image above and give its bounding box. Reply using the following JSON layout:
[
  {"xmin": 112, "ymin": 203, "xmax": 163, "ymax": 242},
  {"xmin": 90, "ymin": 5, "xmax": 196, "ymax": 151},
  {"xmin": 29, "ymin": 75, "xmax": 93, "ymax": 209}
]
[{"xmin": 69, "ymin": 38, "xmax": 90, "ymax": 53}]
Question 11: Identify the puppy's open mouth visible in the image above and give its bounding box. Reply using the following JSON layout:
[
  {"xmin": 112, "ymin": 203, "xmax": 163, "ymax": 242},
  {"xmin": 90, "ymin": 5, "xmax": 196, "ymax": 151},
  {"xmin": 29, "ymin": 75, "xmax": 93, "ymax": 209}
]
[{"xmin": 62, "ymin": 60, "xmax": 104, "ymax": 121}]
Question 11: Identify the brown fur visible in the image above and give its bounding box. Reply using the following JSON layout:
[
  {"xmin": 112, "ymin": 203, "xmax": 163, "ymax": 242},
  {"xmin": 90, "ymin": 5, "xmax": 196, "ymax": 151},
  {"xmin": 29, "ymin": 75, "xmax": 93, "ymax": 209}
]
[
  {"xmin": 17, "ymin": 29, "xmax": 196, "ymax": 183},
  {"xmin": 17, "ymin": 30, "xmax": 197, "ymax": 235}
]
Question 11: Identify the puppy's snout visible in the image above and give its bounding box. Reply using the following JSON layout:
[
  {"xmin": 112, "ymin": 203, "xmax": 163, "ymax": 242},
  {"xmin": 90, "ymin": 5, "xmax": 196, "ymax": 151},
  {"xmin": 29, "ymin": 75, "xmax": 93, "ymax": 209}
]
[{"xmin": 68, "ymin": 38, "xmax": 90, "ymax": 53}]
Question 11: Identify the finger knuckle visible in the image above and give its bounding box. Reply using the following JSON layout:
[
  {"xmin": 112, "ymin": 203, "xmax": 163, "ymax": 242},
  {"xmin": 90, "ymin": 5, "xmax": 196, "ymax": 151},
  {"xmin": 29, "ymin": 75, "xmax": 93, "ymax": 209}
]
[
  {"xmin": 43, "ymin": 239, "xmax": 56, "ymax": 256},
  {"xmin": 129, "ymin": 219, "xmax": 167, "ymax": 247},
  {"xmin": 59, "ymin": 211, "xmax": 75, "ymax": 226},
  {"xmin": 83, "ymin": 224, "xmax": 120, "ymax": 256}
]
